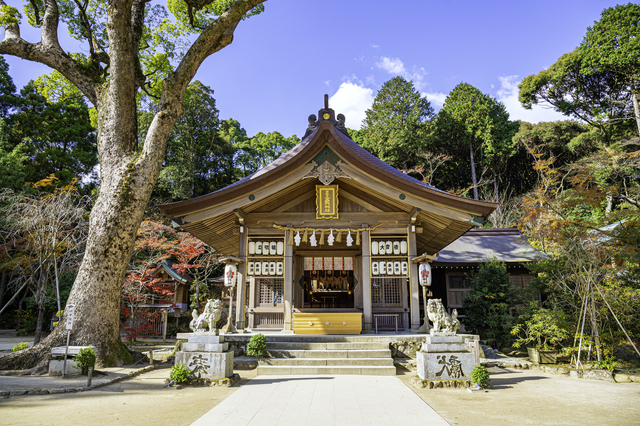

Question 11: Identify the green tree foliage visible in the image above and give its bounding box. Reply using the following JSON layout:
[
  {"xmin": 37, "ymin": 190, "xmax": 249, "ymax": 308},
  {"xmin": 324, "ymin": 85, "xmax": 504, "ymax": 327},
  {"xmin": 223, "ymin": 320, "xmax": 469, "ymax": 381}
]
[
  {"xmin": 154, "ymin": 81, "xmax": 236, "ymax": 200},
  {"xmin": 359, "ymin": 76, "xmax": 434, "ymax": 172},
  {"xmin": 435, "ymin": 83, "xmax": 517, "ymax": 199},
  {"xmin": 0, "ymin": 55, "xmax": 16, "ymax": 116},
  {"xmin": 235, "ymin": 130, "xmax": 300, "ymax": 172},
  {"xmin": 519, "ymin": 4, "xmax": 640, "ymax": 141},
  {"xmin": 511, "ymin": 120, "xmax": 598, "ymax": 195},
  {"xmin": 4, "ymin": 82, "xmax": 97, "ymax": 188},
  {"xmin": 519, "ymin": 50, "xmax": 633, "ymax": 143},
  {"xmin": 462, "ymin": 260, "xmax": 517, "ymax": 345},
  {"xmin": 578, "ymin": 3, "xmax": 640, "ymax": 136}
]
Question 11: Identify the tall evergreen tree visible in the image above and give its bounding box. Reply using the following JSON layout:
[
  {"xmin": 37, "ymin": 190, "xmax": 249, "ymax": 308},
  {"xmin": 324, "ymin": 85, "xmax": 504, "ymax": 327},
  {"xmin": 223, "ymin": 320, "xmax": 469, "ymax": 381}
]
[
  {"xmin": 156, "ymin": 81, "xmax": 236, "ymax": 200},
  {"xmin": 436, "ymin": 83, "xmax": 516, "ymax": 200},
  {"xmin": 360, "ymin": 76, "xmax": 434, "ymax": 172},
  {"xmin": 6, "ymin": 82, "xmax": 97, "ymax": 187}
]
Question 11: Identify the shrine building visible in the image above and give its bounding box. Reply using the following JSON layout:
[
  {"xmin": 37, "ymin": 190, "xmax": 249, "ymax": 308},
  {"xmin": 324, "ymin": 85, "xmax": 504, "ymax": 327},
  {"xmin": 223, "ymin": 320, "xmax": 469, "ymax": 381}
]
[{"xmin": 159, "ymin": 98, "xmax": 497, "ymax": 334}]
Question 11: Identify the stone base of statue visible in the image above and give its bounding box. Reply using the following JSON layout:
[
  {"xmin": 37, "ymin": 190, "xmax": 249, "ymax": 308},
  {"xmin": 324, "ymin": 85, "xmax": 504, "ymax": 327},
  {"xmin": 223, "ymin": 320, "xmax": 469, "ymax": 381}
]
[
  {"xmin": 416, "ymin": 335, "xmax": 478, "ymax": 381},
  {"xmin": 175, "ymin": 332, "xmax": 234, "ymax": 380}
]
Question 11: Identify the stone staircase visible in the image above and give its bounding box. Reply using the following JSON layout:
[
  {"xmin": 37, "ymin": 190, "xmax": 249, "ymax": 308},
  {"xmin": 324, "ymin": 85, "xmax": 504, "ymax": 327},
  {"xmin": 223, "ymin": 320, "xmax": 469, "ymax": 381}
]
[{"xmin": 256, "ymin": 339, "xmax": 396, "ymax": 376}]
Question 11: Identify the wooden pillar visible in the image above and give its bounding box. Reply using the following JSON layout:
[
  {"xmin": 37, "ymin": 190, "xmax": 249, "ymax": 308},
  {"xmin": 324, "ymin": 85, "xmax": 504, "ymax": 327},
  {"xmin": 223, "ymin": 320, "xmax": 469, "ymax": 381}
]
[
  {"xmin": 362, "ymin": 224, "xmax": 372, "ymax": 332},
  {"xmin": 235, "ymin": 228, "xmax": 247, "ymax": 331},
  {"xmin": 248, "ymin": 277, "xmax": 256, "ymax": 329},
  {"xmin": 408, "ymin": 225, "xmax": 421, "ymax": 331},
  {"xmin": 284, "ymin": 228, "xmax": 294, "ymax": 331}
]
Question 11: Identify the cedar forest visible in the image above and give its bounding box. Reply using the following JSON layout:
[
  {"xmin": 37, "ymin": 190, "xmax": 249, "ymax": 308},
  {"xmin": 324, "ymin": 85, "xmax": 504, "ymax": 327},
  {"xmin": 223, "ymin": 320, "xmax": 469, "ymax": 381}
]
[{"xmin": 0, "ymin": 2, "xmax": 638, "ymax": 371}]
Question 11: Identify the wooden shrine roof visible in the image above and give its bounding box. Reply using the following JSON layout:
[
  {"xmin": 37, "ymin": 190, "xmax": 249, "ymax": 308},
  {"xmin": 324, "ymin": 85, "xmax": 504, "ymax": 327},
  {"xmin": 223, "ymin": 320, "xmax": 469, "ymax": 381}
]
[{"xmin": 159, "ymin": 103, "xmax": 498, "ymax": 257}]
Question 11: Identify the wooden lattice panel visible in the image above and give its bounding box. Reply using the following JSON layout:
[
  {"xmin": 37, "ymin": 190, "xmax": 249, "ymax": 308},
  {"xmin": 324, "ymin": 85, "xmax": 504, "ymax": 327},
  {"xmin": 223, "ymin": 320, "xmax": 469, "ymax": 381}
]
[
  {"xmin": 257, "ymin": 278, "xmax": 284, "ymax": 305},
  {"xmin": 372, "ymin": 278, "xmax": 402, "ymax": 307}
]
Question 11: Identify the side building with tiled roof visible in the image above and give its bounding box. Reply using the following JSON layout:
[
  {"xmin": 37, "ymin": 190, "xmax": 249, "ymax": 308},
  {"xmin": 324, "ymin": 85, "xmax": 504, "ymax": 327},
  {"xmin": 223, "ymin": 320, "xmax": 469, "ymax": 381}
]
[{"xmin": 430, "ymin": 228, "xmax": 547, "ymax": 318}]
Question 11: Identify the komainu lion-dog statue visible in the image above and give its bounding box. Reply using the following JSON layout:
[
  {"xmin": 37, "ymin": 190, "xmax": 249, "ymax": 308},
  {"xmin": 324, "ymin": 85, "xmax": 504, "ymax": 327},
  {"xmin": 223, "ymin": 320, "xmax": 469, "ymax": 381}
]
[
  {"xmin": 189, "ymin": 299, "xmax": 223, "ymax": 333},
  {"xmin": 426, "ymin": 298, "xmax": 460, "ymax": 336}
]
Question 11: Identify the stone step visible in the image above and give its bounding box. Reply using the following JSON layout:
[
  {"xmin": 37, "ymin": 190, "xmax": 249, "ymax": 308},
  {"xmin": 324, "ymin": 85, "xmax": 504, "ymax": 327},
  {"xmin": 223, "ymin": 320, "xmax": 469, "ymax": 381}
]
[
  {"xmin": 265, "ymin": 342, "xmax": 389, "ymax": 350},
  {"xmin": 256, "ymin": 365, "xmax": 397, "ymax": 376},
  {"xmin": 238, "ymin": 334, "xmax": 426, "ymax": 343},
  {"xmin": 260, "ymin": 357, "xmax": 395, "ymax": 367},
  {"xmin": 264, "ymin": 349, "xmax": 392, "ymax": 359}
]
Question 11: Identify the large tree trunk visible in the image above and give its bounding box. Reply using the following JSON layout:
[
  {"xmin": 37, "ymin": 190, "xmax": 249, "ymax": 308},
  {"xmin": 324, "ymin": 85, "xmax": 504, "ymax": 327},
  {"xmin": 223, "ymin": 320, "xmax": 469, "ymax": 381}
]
[
  {"xmin": 0, "ymin": 0, "xmax": 265, "ymax": 371},
  {"xmin": 470, "ymin": 142, "xmax": 478, "ymax": 200},
  {"xmin": 632, "ymin": 89, "xmax": 640, "ymax": 137}
]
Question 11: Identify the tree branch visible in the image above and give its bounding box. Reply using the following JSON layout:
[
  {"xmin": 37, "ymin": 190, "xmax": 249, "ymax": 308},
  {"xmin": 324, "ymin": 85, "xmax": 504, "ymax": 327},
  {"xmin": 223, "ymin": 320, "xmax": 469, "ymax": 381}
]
[
  {"xmin": 130, "ymin": 0, "xmax": 147, "ymax": 90},
  {"xmin": 166, "ymin": 0, "xmax": 265, "ymax": 104},
  {"xmin": 0, "ymin": 0, "xmax": 99, "ymax": 105}
]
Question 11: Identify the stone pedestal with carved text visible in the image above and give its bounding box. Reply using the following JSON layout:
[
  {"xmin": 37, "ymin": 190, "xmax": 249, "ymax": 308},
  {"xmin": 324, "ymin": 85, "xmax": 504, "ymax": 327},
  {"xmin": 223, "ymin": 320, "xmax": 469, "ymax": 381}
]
[
  {"xmin": 175, "ymin": 332, "xmax": 233, "ymax": 380},
  {"xmin": 416, "ymin": 335, "xmax": 478, "ymax": 381}
]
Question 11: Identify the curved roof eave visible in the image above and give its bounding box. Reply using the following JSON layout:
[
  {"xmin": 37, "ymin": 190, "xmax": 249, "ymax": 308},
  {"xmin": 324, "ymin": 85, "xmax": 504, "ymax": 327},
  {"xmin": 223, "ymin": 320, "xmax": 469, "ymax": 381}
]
[{"xmin": 159, "ymin": 122, "xmax": 497, "ymax": 220}]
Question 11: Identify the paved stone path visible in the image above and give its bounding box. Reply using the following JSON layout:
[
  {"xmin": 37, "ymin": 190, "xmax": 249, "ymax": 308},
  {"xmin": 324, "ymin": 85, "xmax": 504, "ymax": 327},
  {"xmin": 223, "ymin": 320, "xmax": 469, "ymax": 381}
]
[{"xmin": 190, "ymin": 375, "xmax": 449, "ymax": 426}]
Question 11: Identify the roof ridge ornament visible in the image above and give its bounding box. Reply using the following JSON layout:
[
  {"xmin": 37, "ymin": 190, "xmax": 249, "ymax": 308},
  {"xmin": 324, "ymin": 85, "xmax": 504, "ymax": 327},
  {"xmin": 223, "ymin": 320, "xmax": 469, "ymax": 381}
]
[{"xmin": 304, "ymin": 94, "xmax": 349, "ymax": 138}]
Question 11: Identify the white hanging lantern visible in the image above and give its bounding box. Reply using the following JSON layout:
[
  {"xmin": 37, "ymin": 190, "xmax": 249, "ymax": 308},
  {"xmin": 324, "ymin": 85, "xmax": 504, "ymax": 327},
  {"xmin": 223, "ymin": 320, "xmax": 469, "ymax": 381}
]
[
  {"xmin": 401, "ymin": 261, "xmax": 408, "ymax": 276},
  {"xmin": 262, "ymin": 261, "xmax": 269, "ymax": 276},
  {"xmin": 269, "ymin": 241, "xmax": 277, "ymax": 256},
  {"xmin": 247, "ymin": 262, "xmax": 254, "ymax": 276},
  {"xmin": 276, "ymin": 241, "xmax": 284, "ymax": 255},
  {"xmin": 378, "ymin": 241, "xmax": 386, "ymax": 255},
  {"xmin": 394, "ymin": 261, "xmax": 401, "ymax": 276},
  {"xmin": 387, "ymin": 261, "xmax": 393, "ymax": 276},
  {"xmin": 372, "ymin": 261, "xmax": 379, "ymax": 275},
  {"xmin": 254, "ymin": 262, "xmax": 261, "ymax": 275},
  {"xmin": 269, "ymin": 261, "xmax": 276, "ymax": 275},
  {"xmin": 379, "ymin": 261, "xmax": 386, "ymax": 275},
  {"xmin": 327, "ymin": 230, "xmax": 335, "ymax": 246},
  {"xmin": 224, "ymin": 264, "xmax": 237, "ymax": 287},
  {"xmin": 393, "ymin": 241, "xmax": 400, "ymax": 255},
  {"xmin": 294, "ymin": 231, "xmax": 301, "ymax": 246},
  {"xmin": 346, "ymin": 231, "xmax": 353, "ymax": 247},
  {"xmin": 255, "ymin": 240, "xmax": 262, "ymax": 255},
  {"xmin": 385, "ymin": 240, "xmax": 392, "ymax": 254},
  {"xmin": 248, "ymin": 241, "xmax": 256, "ymax": 255},
  {"xmin": 262, "ymin": 241, "xmax": 269, "ymax": 255},
  {"xmin": 310, "ymin": 230, "xmax": 317, "ymax": 247},
  {"xmin": 400, "ymin": 240, "xmax": 408, "ymax": 255},
  {"xmin": 276, "ymin": 261, "xmax": 283, "ymax": 275},
  {"xmin": 371, "ymin": 240, "xmax": 379, "ymax": 255},
  {"xmin": 419, "ymin": 262, "xmax": 432, "ymax": 286}
]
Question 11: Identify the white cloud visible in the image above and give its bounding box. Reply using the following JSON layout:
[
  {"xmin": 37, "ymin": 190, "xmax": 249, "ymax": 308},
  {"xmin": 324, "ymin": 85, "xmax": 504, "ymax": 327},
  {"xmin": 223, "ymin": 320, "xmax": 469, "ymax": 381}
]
[
  {"xmin": 497, "ymin": 75, "xmax": 568, "ymax": 123},
  {"xmin": 375, "ymin": 56, "xmax": 428, "ymax": 90},
  {"xmin": 422, "ymin": 91, "xmax": 447, "ymax": 110},
  {"xmin": 376, "ymin": 57, "xmax": 406, "ymax": 75},
  {"xmin": 329, "ymin": 81, "xmax": 374, "ymax": 130},
  {"xmin": 370, "ymin": 44, "xmax": 380, "ymax": 49}
]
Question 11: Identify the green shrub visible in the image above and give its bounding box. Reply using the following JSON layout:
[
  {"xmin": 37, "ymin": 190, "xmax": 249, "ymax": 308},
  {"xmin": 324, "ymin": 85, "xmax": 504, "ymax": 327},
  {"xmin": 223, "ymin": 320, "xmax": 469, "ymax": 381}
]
[
  {"xmin": 170, "ymin": 364, "xmax": 192, "ymax": 384},
  {"xmin": 471, "ymin": 365, "xmax": 491, "ymax": 389},
  {"xmin": 75, "ymin": 346, "xmax": 96, "ymax": 375},
  {"xmin": 462, "ymin": 259, "xmax": 519, "ymax": 345},
  {"xmin": 52, "ymin": 310, "xmax": 64, "ymax": 328},
  {"xmin": 594, "ymin": 345, "xmax": 618, "ymax": 372},
  {"xmin": 11, "ymin": 342, "xmax": 29, "ymax": 352},
  {"xmin": 246, "ymin": 333, "xmax": 267, "ymax": 362},
  {"xmin": 511, "ymin": 306, "xmax": 571, "ymax": 350}
]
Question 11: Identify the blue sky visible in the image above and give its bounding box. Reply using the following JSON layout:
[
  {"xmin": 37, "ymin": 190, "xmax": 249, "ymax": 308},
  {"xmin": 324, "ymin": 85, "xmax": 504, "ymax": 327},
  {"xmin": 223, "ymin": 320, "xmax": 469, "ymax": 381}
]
[{"xmin": 3, "ymin": 0, "xmax": 622, "ymax": 138}]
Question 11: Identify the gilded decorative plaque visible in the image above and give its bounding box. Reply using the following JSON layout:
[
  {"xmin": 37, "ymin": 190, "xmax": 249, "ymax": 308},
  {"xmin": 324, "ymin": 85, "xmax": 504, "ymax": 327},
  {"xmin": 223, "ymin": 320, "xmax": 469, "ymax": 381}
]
[{"xmin": 316, "ymin": 184, "xmax": 339, "ymax": 219}]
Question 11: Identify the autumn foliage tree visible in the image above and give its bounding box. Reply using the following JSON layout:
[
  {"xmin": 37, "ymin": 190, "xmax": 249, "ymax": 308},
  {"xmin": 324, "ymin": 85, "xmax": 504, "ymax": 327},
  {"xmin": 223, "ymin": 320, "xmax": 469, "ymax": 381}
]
[
  {"xmin": 121, "ymin": 220, "xmax": 213, "ymax": 341},
  {"xmin": 519, "ymin": 139, "xmax": 640, "ymax": 355}
]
